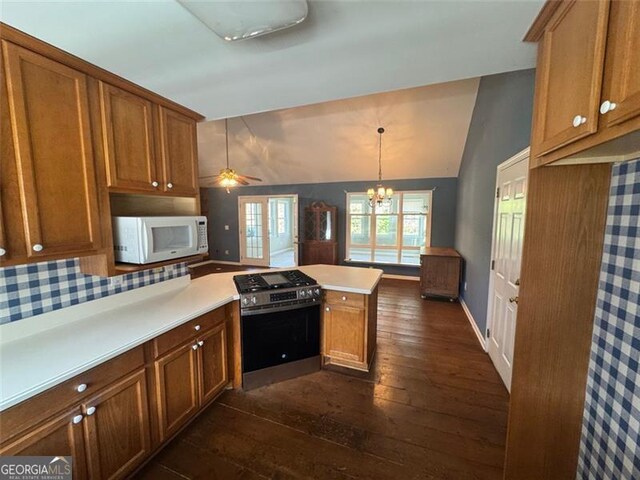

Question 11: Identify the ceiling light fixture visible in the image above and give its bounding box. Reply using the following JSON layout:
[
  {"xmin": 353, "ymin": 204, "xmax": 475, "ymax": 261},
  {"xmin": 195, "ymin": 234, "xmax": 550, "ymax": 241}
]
[
  {"xmin": 367, "ymin": 127, "xmax": 393, "ymax": 208},
  {"xmin": 177, "ymin": 0, "xmax": 308, "ymax": 42}
]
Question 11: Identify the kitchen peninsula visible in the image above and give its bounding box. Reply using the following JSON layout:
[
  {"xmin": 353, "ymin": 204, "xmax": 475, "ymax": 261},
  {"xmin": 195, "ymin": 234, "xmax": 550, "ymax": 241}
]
[{"xmin": 0, "ymin": 264, "xmax": 382, "ymax": 479}]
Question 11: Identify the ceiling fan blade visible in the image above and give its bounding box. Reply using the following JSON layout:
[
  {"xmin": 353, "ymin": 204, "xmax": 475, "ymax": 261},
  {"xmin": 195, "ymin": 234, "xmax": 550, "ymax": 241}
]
[
  {"xmin": 237, "ymin": 178, "xmax": 250, "ymax": 185},
  {"xmin": 239, "ymin": 175, "xmax": 263, "ymax": 182}
]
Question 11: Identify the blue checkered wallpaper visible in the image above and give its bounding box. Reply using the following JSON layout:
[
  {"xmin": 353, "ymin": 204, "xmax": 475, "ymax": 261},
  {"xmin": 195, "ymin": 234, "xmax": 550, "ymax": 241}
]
[
  {"xmin": 0, "ymin": 258, "xmax": 190, "ymax": 324},
  {"xmin": 577, "ymin": 158, "xmax": 640, "ymax": 480}
]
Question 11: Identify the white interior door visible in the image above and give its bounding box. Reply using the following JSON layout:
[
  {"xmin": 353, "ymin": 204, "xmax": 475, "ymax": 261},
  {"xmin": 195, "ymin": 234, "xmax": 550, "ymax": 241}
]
[
  {"xmin": 487, "ymin": 149, "xmax": 529, "ymax": 392},
  {"xmin": 239, "ymin": 197, "xmax": 270, "ymax": 266}
]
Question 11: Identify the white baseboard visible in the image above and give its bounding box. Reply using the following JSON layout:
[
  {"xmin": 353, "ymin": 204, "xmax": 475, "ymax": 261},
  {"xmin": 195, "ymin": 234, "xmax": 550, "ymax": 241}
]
[
  {"xmin": 382, "ymin": 274, "xmax": 420, "ymax": 281},
  {"xmin": 460, "ymin": 298, "xmax": 487, "ymax": 351}
]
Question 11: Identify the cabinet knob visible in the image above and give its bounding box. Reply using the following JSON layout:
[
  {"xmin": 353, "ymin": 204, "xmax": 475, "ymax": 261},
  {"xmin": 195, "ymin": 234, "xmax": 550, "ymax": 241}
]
[
  {"xmin": 198, "ymin": 340, "xmax": 204, "ymax": 347},
  {"xmin": 0, "ymin": 248, "xmax": 5, "ymax": 257},
  {"xmin": 72, "ymin": 414, "xmax": 83, "ymax": 424},
  {"xmin": 86, "ymin": 406, "xmax": 96, "ymax": 416},
  {"xmin": 325, "ymin": 307, "xmax": 330, "ymax": 312},
  {"xmin": 32, "ymin": 244, "xmax": 44, "ymax": 252},
  {"xmin": 192, "ymin": 344, "xmax": 198, "ymax": 350},
  {"xmin": 194, "ymin": 324, "xmax": 201, "ymax": 331},
  {"xmin": 76, "ymin": 383, "xmax": 87, "ymax": 393},
  {"xmin": 572, "ymin": 115, "xmax": 587, "ymax": 127},
  {"xmin": 151, "ymin": 181, "xmax": 159, "ymax": 187},
  {"xmin": 341, "ymin": 296, "xmax": 347, "ymax": 301},
  {"xmin": 600, "ymin": 100, "xmax": 617, "ymax": 114},
  {"xmin": 167, "ymin": 183, "xmax": 174, "ymax": 189}
]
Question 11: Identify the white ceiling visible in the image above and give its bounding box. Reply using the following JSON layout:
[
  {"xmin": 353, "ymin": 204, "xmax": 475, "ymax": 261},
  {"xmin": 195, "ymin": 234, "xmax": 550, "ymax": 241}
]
[
  {"xmin": 198, "ymin": 77, "xmax": 480, "ymax": 185},
  {"xmin": 1, "ymin": 0, "xmax": 542, "ymax": 120}
]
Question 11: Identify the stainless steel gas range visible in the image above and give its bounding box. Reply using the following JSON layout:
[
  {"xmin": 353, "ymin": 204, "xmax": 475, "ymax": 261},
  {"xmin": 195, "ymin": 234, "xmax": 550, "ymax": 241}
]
[{"xmin": 233, "ymin": 270, "xmax": 321, "ymax": 390}]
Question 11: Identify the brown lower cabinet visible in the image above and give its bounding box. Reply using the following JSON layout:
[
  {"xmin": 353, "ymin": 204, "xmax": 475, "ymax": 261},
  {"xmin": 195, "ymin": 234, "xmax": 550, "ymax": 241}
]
[
  {"xmin": 322, "ymin": 287, "xmax": 378, "ymax": 372},
  {"xmin": 0, "ymin": 306, "xmax": 230, "ymax": 480}
]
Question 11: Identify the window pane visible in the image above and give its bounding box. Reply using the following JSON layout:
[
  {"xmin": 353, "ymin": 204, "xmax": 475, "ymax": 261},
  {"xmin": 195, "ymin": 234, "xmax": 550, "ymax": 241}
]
[
  {"xmin": 349, "ymin": 194, "xmax": 371, "ymax": 214},
  {"xmin": 374, "ymin": 196, "xmax": 399, "ymax": 215},
  {"xmin": 403, "ymin": 193, "xmax": 430, "ymax": 214},
  {"xmin": 401, "ymin": 249, "xmax": 421, "ymax": 265},
  {"xmin": 376, "ymin": 215, "xmax": 398, "ymax": 246},
  {"xmin": 348, "ymin": 247, "xmax": 372, "ymax": 262},
  {"xmin": 374, "ymin": 248, "xmax": 399, "ymax": 263},
  {"xmin": 402, "ymin": 215, "xmax": 426, "ymax": 247},
  {"xmin": 350, "ymin": 215, "xmax": 371, "ymax": 245}
]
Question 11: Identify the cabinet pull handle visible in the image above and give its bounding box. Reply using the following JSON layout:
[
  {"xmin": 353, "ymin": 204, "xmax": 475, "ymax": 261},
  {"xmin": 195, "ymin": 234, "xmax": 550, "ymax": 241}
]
[
  {"xmin": 198, "ymin": 340, "xmax": 204, "ymax": 347},
  {"xmin": 86, "ymin": 406, "xmax": 96, "ymax": 416},
  {"xmin": 194, "ymin": 324, "xmax": 201, "ymax": 331},
  {"xmin": 151, "ymin": 181, "xmax": 159, "ymax": 187},
  {"xmin": 600, "ymin": 100, "xmax": 617, "ymax": 115},
  {"xmin": 32, "ymin": 244, "xmax": 44, "ymax": 252},
  {"xmin": 0, "ymin": 248, "xmax": 5, "ymax": 257},
  {"xmin": 572, "ymin": 115, "xmax": 587, "ymax": 128},
  {"xmin": 192, "ymin": 344, "xmax": 198, "ymax": 350},
  {"xmin": 72, "ymin": 414, "xmax": 83, "ymax": 424},
  {"xmin": 76, "ymin": 383, "xmax": 87, "ymax": 393},
  {"xmin": 167, "ymin": 183, "xmax": 174, "ymax": 189}
]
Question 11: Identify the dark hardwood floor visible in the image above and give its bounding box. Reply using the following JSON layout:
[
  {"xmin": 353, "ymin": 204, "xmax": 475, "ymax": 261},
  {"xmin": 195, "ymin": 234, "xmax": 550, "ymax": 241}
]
[{"xmin": 135, "ymin": 279, "xmax": 509, "ymax": 480}]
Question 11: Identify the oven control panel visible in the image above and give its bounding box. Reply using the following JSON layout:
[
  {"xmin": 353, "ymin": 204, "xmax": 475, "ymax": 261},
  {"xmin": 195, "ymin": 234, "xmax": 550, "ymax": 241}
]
[
  {"xmin": 270, "ymin": 290, "xmax": 298, "ymax": 302},
  {"xmin": 240, "ymin": 286, "xmax": 322, "ymax": 313}
]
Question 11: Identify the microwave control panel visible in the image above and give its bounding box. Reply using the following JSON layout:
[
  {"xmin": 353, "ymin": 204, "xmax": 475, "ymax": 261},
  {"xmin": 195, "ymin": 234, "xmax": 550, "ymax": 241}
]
[{"xmin": 197, "ymin": 220, "xmax": 208, "ymax": 251}]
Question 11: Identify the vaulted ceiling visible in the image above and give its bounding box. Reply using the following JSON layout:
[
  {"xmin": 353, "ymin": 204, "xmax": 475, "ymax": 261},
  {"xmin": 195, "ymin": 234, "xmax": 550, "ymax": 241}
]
[{"xmin": 1, "ymin": 0, "xmax": 542, "ymax": 120}]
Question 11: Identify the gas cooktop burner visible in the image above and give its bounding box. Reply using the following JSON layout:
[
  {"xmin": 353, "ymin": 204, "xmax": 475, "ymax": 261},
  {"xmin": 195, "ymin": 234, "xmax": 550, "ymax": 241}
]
[{"xmin": 233, "ymin": 270, "xmax": 321, "ymax": 313}]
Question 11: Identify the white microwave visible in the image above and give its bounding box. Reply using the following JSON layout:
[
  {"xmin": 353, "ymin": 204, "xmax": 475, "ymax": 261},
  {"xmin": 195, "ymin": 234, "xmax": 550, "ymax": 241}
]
[{"xmin": 112, "ymin": 216, "xmax": 208, "ymax": 264}]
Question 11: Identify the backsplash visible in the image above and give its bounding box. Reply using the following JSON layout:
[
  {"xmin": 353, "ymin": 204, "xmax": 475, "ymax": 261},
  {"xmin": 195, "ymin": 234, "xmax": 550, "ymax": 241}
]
[
  {"xmin": 0, "ymin": 258, "xmax": 190, "ymax": 324},
  {"xmin": 577, "ymin": 158, "xmax": 640, "ymax": 480}
]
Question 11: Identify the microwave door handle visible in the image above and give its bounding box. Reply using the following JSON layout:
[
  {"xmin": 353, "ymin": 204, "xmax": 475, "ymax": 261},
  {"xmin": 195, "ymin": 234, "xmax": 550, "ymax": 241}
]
[{"xmin": 141, "ymin": 222, "xmax": 150, "ymax": 262}]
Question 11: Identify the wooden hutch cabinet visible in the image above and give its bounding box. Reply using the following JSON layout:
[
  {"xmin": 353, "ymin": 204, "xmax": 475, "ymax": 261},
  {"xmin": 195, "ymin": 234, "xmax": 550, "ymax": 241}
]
[
  {"xmin": 419, "ymin": 247, "xmax": 462, "ymax": 301},
  {"xmin": 301, "ymin": 201, "xmax": 338, "ymax": 265}
]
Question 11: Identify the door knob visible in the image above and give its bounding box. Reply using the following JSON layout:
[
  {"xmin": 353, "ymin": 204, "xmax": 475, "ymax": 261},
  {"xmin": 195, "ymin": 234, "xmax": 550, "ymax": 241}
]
[
  {"xmin": 600, "ymin": 100, "xmax": 617, "ymax": 114},
  {"xmin": 572, "ymin": 115, "xmax": 587, "ymax": 127},
  {"xmin": 509, "ymin": 296, "xmax": 519, "ymax": 304}
]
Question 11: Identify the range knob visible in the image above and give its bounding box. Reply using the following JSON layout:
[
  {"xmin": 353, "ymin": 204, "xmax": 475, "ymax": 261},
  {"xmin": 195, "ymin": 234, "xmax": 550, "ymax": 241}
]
[
  {"xmin": 306, "ymin": 289, "xmax": 313, "ymax": 297},
  {"xmin": 300, "ymin": 290, "xmax": 307, "ymax": 298},
  {"xmin": 250, "ymin": 296, "xmax": 257, "ymax": 305},
  {"xmin": 242, "ymin": 297, "xmax": 249, "ymax": 306},
  {"xmin": 314, "ymin": 288, "xmax": 321, "ymax": 296}
]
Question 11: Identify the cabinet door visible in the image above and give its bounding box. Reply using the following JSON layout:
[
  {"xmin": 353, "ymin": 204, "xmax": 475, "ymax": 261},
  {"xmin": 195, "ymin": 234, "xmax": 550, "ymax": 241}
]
[
  {"xmin": 421, "ymin": 256, "xmax": 460, "ymax": 297},
  {"xmin": 0, "ymin": 407, "xmax": 87, "ymax": 480},
  {"xmin": 599, "ymin": 0, "xmax": 640, "ymax": 127},
  {"xmin": 532, "ymin": 0, "xmax": 610, "ymax": 156},
  {"xmin": 154, "ymin": 340, "xmax": 199, "ymax": 441},
  {"xmin": 82, "ymin": 369, "xmax": 151, "ymax": 480},
  {"xmin": 99, "ymin": 82, "xmax": 159, "ymax": 192},
  {"xmin": 158, "ymin": 106, "xmax": 198, "ymax": 196},
  {"xmin": 323, "ymin": 304, "xmax": 365, "ymax": 363},
  {"xmin": 2, "ymin": 41, "xmax": 101, "ymax": 258},
  {"xmin": 198, "ymin": 323, "xmax": 228, "ymax": 405}
]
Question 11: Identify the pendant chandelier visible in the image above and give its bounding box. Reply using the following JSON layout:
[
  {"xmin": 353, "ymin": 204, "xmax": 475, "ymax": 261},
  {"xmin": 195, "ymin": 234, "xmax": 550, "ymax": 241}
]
[{"xmin": 367, "ymin": 127, "xmax": 393, "ymax": 208}]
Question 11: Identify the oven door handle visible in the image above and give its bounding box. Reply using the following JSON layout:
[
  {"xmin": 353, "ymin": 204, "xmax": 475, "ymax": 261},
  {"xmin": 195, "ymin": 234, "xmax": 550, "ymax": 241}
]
[{"xmin": 241, "ymin": 301, "xmax": 320, "ymax": 316}]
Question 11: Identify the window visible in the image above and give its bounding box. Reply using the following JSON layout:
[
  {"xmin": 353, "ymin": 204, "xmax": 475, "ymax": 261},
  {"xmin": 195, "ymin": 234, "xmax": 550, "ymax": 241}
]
[
  {"xmin": 346, "ymin": 191, "xmax": 431, "ymax": 265},
  {"xmin": 276, "ymin": 201, "xmax": 287, "ymax": 236}
]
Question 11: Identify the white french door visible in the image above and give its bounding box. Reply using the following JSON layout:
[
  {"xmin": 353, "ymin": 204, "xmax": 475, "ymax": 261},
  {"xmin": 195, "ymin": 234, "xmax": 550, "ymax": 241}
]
[
  {"xmin": 487, "ymin": 148, "xmax": 529, "ymax": 392},
  {"xmin": 238, "ymin": 197, "xmax": 270, "ymax": 266}
]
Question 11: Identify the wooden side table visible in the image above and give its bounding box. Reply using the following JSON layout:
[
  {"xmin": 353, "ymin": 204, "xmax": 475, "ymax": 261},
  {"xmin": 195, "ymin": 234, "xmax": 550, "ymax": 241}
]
[{"xmin": 419, "ymin": 247, "xmax": 462, "ymax": 301}]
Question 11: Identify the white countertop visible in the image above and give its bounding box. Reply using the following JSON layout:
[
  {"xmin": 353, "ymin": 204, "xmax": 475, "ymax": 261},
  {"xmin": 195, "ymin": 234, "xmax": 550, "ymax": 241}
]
[{"xmin": 0, "ymin": 264, "xmax": 382, "ymax": 411}]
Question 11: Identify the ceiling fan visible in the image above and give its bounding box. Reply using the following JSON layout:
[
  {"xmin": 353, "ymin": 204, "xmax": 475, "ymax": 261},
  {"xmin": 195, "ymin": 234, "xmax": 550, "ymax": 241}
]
[{"xmin": 203, "ymin": 118, "xmax": 262, "ymax": 193}]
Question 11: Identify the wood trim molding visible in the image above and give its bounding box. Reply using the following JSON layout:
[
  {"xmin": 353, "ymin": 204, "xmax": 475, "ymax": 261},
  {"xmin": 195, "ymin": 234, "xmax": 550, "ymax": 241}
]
[
  {"xmin": 0, "ymin": 22, "xmax": 205, "ymax": 121},
  {"xmin": 524, "ymin": 0, "xmax": 565, "ymax": 42},
  {"xmin": 459, "ymin": 298, "xmax": 487, "ymax": 352}
]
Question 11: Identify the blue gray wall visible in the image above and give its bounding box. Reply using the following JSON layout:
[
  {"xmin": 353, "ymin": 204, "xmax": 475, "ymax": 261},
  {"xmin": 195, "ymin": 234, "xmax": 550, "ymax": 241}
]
[
  {"xmin": 454, "ymin": 69, "xmax": 536, "ymax": 334},
  {"xmin": 207, "ymin": 177, "xmax": 457, "ymax": 276}
]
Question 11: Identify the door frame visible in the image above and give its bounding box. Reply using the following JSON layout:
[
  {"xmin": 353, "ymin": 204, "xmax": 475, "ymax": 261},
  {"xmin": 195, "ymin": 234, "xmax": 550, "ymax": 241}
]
[
  {"xmin": 237, "ymin": 194, "xmax": 299, "ymax": 266},
  {"xmin": 485, "ymin": 147, "xmax": 530, "ymax": 355}
]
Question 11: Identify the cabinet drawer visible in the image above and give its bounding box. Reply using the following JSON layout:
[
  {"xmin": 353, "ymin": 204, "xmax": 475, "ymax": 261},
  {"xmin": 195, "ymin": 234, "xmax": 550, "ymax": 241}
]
[
  {"xmin": 0, "ymin": 346, "xmax": 144, "ymax": 444},
  {"xmin": 153, "ymin": 307, "xmax": 226, "ymax": 358},
  {"xmin": 324, "ymin": 290, "xmax": 365, "ymax": 309}
]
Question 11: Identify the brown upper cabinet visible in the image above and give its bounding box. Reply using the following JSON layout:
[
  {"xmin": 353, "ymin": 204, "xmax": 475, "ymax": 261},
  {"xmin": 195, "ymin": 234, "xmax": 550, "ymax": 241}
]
[
  {"xmin": 99, "ymin": 84, "xmax": 199, "ymax": 196},
  {"xmin": 99, "ymin": 82, "xmax": 159, "ymax": 193},
  {"xmin": 158, "ymin": 107, "xmax": 199, "ymax": 196},
  {"xmin": 528, "ymin": 0, "xmax": 640, "ymax": 166},
  {"xmin": 2, "ymin": 41, "xmax": 103, "ymax": 260}
]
